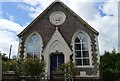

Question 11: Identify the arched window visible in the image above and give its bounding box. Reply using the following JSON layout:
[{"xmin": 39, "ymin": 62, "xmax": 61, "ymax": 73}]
[
  {"xmin": 26, "ymin": 34, "xmax": 42, "ymax": 58},
  {"xmin": 74, "ymin": 32, "xmax": 90, "ymax": 66}
]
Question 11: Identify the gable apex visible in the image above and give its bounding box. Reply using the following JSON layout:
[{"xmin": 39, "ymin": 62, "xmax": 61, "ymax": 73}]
[
  {"xmin": 42, "ymin": 27, "xmax": 72, "ymax": 56},
  {"xmin": 18, "ymin": 1, "xmax": 99, "ymax": 37}
]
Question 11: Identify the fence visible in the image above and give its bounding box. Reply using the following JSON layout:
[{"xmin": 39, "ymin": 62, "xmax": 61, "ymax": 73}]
[
  {"xmin": 2, "ymin": 74, "xmax": 118, "ymax": 81},
  {"xmin": 2, "ymin": 78, "xmax": 117, "ymax": 81}
]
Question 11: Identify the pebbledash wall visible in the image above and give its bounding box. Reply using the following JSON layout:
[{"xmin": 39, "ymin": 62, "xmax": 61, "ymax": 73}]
[{"xmin": 17, "ymin": 0, "xmax": 100, "ymax": 78}]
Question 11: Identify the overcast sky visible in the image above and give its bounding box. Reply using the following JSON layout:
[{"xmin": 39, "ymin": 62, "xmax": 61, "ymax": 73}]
[{"xmin": 0, "ymin": 0, "xmax": 119, "ymax": 57}]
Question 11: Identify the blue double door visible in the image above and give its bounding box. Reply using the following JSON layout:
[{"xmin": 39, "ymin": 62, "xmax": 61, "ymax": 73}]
[{"xmin": 50, "ymin": 53, "xmax": 64, "ymax": 77}]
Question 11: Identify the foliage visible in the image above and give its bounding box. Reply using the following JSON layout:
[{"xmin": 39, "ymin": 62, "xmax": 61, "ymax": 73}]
[
  {"xmin": 1, "ymin": 52, "xmax": 46, "ymax": 79},
  {"xmin": 22, "ymin": 58, "xmax": 46, "ymax": 78},
  {"xmin": 16, "ymin": 59, "xmax": 24, "ymax": 75},
  {"xmin": 1, "ymin": 53, "xmax": 9, "ymax": 62},
  {"xmin": 2, "ymin": 59, "xmax": 17, "ymax": 72},
  {"xmin": 100, "ymin": 49, "xmax": 120, "ymax": 81},
  {"xmin": 58, "ymin": 61, "xmax": 76, "ymax": 80},
  {"xmin": 1, "ymin": 52, "xmax": 17, "ymax": 72}
]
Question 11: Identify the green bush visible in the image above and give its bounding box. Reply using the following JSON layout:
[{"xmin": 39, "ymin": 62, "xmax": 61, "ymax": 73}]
[
  {"xmin": 58, "ymin": 61, "xmax": 76, "ymax": 80},
  {"xmin": 22, "ymin": 58, "xmax": 46, "ymax": 78}
]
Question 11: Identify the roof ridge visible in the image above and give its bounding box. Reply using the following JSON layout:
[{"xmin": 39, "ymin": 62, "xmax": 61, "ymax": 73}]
[{"xmin": 54, "ymin": 0, "xmax": 61, "ymax": 2}]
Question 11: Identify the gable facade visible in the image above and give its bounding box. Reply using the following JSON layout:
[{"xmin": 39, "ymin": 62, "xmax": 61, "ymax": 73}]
[{"xmin": 18, "ymin": 1, "xmax": 100, "ymax": 78}]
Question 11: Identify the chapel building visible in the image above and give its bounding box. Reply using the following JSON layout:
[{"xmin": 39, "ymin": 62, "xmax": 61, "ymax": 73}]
[{"xmin": 18, "ymin": 0, "xmax": 100, "ymax": 79}]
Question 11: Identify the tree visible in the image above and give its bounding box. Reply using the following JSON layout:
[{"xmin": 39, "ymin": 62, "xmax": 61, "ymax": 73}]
[
  {"xmin": 100, "ymin": 49, "xmax": 120, "ymax": 81},
  {"xmin": 1, "ymin": 53, "xmax": 9, "ymax": 62},
  {"xmin": 22, "ymin": 58, "xmax": 46, "ymax": 79}
]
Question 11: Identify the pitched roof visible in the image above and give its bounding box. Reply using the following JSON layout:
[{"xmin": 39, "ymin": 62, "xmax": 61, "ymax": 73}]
[{"xmin": 18, "ymin": 1, "xmax": 99, "ymax": 37}]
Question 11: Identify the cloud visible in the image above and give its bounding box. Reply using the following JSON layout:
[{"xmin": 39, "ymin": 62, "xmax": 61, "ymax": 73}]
[
  {"xmin": 68, "ymin": 1, "xmax": 98, "ymax": 21},
  {"xmin": 118, "ymin": 2, "xmax": 120, "ymax": 52},
  {"xmin": 0, "ymin": 19, "xmax": 24, "ymax": 57},
  {"xmin": 0, "ymin": 19, "xmax": 24, "ymax": 33},
  {"xmin": 87, "ymin": 1, "xmax": 118, "ymax": 54},
  {"xmin": 102, "ymin": 2, "xmax": 118, "ymax": 16},
  {"xmin": 17, "ymin": 0, "xmax": 54, "ymax": 18},
  {"xmin": 0, "ymin": 31, "xmax": 18, "ymax": 57},
  {"xmin": 6, "ymin": 13, "xmax": 15, "ymax": 21},
  {"xmin": 17, "ymin": 4, "xmax": 36, "ymax": 12},
  {"xmin": 0, "ymin": 2, "xmax": 2, "ymax": 19},
  {"xmin": 1, "ymin": 0, "xmax": 118, "ymax": 55},
  {"xmin": 89, "ymin": 16, "xmax": 118, "ymax": 53},
  {"xmin": 64, "ymin": 0, "xmax": 118, "ymax": 54}
]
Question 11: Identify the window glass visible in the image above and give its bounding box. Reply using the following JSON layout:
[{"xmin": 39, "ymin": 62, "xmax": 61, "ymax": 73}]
[
  {"xmin": 74, "ymin": 32, "xmax": 90, "ymax": 66},
  {"xmin": 82, "ymin": 43, "xmax": 88, "ymax": 50},
  {"xmin": 75, "ymin": 59, "xmax": 82, "ymax": 65},
  {"xmin": 75, "ymin": 37, "xmax": 80, "ymax": 43},
  {"xmin": 26, "ymin": 34, "xmax": 41, "ymax": 58},
  {"xmin": 83, "ymin": 51, "xmax": 89, "ymax": 57},
  {"xmin": 83, "ymin": 59, "xmax": 90, "ymax": 65},
  {"xmin": 75, "ymin": 51, "xmax": 81, "ymax": 57},
  {"xmin": 75, "ymin": 44, "xmax": 81, "ymax": 50}
]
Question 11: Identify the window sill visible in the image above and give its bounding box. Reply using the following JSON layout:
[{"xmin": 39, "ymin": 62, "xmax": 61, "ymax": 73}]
[{"xmin": 75, "ymin": 65, "xmax": 93, "ymax": 68}]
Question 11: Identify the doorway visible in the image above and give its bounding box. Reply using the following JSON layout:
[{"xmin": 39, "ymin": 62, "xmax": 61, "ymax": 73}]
[{"xmin": 50, "ymin": 53, "xmax": 64, "ymax": 79}]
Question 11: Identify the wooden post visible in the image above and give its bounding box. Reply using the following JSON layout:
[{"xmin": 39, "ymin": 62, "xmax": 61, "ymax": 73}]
[{"xmin": 9, "ymin": 45, "xmax": 12, "ymax": 59}]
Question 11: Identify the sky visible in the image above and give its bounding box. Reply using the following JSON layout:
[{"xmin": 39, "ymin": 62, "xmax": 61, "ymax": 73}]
[{"xmin": 0, "ymin": 0, "xmax": 119, "ymax": 58}]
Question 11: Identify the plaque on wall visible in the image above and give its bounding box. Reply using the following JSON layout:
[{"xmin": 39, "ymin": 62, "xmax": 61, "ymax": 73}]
[{"xmin": 49, "ymin": 11, "xmax": 66, "ymax": 25}]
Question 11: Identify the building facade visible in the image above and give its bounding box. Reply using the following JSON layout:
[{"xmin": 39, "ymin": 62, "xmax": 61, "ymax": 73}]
[{"xmin": 18, "ymin": 0, "xmax": 100, "ymax": 79}]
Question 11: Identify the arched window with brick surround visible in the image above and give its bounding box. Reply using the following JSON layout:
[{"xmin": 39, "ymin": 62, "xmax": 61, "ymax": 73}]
[
  {"xmin": 74, "ymin": 32, "xmax": 90, "ymax": 66},
  {"xmin": 26, "ymin": 33, "xmax": 42, "ymax": 58}
]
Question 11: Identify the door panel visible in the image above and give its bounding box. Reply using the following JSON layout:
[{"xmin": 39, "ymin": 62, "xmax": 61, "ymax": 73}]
[
  {"xmin": 50, "ymin": 55, "xmax": 57, "ymax": 71},
  {"xmin": 50, "ymin": 54, "xmax": 64, "ymax": 79},
  {"xmin": 58, "ymin": 54, "xmax": 64, "ymax": 67}
]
